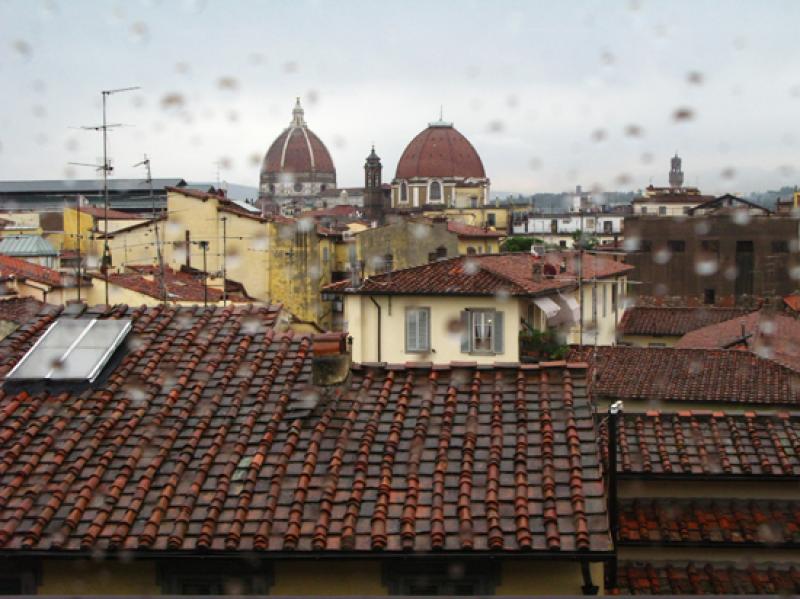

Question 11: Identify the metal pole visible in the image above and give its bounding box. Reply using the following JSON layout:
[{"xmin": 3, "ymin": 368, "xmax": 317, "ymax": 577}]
[
  {"xmin": 199, "ymin": 241, "xmax": 209, "ymax": 308},
  {"xmin": 102, "ymin": 91, "xmax": 110, "ymax": 305},
  {"xmin": 578, "ymin": 249, "xmax": 584, "ymax": 345},
  {"xmin": 607, "ymin": 400, "xmax": 623, "ymax": 590},
  {"xmin": 76, "ymin": 195, "xmax": 81, "ymax": 302},
  {"xmin": 221, "ymin": 216, "xmax": 227, "ymax": 306}
]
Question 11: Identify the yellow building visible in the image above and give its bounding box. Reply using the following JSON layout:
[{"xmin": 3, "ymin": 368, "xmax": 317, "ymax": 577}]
[
  {"xmin": 447, "ymin": 219, "xmax": 505, "ymax": 254},
  {"xmin": 61, "ymin": 205, "xmax": 147, "ymax": 253},
  {"xmin": 0, "ymin": 305, "xmax": 611, "ymax": 595},
  {"xmin": 0, "ymin": 212, "xmax": 43, "ymax": 237},
  {"xmin": 92, "ymin": 187, "xmax": 335, "ymax": 327},
  {"xmin": 327, "ymin": 251, "xmax": 632, "ymax": 364},
  {"xmin": 0, "ymin": 253, "xmax": 90, "ymax": 304}
]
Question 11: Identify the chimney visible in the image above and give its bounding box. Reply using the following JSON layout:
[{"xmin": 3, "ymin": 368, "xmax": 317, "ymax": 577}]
[
  {"xmin": 532, "ymin": 261, "xmax": 543, "ymax": 282},
  {"xmin": 312, "ymin": 333, "xmax": 351, "ymax": 386}
]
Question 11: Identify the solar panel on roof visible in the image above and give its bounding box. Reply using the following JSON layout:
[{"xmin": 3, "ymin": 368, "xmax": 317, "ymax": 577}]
[{"xmin": 6, "ymin": 318, "xmax": 132, "ymax": 382}]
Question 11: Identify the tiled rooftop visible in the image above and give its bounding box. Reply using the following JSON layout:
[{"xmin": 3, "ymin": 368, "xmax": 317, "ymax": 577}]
[
  {"xmin": 327, "ymin": 251, "xmax": 632, "ymax": 296},
  {"xmin": 600, "ymin": 411, "xmax": 800, "ymax": 478},
  {"xmin": 619, "ymin": 306, "xmax": 755, "ymax": 337},
  {"xmin": 0, "ymin": 254, "xmax": 66, "ymax": 288},
  {"xmin": 570, "ymin": 346, "xmax": 800, "ymax": 405},
  {"xmin": 77, "ymin": 206, "xmax": 142, "ymax": 220},
  {"xmin": 95, "ymin": 265, "xmax": 248, "ymax": 303},
  {"xmin": 0, "ymin": 297, "xmax": 50, "ymax": 325},
  {"xmin": 675, "ymin": 311, "xmax": 800, "ymax": 372},
  {"xmin": 446, "ymin": 220, "xmax": 505, "ymax": 238},
  {"xmin": 0, "ymin": 305, "xmax": 610, "ymax": 554},
  {"xmin": 619, "ymin": 498, "xmax": 800, "ymax": 546},
  {"xmin": 616, "ymin": 561, "xmax": 800, "ymax": 595}
]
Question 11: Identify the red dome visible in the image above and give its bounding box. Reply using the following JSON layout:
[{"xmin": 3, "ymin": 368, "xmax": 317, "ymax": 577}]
[
  {"xmin": 263, "ymin": 127, "xmax": 335, "ymax": 174},
  {"xmin": 261, "ymin": 100, "xmax": 335, "ymax": 176},
  {"xmin": 395, "ymin": 122, "xmax": 486, "ymax": 180}
]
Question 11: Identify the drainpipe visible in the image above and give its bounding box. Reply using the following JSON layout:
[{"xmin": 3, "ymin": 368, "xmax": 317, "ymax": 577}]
[
  {"xmin": 369, "ymin": 296, "xmax": 382, "ymax": 362},
  {"xmin": 607, "ymin": 400, "xmax": 623, "ymax": 591},
  {"xmin": 581, "ymin": 560, "xmax": 599, "ymax": 596}
]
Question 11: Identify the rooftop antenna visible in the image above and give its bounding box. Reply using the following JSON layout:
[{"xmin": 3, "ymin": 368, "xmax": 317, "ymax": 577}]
[
  {"xmin": 133, "ymin": 154, "xmax": 167, "ymax": 305},
  {"xmin": 78, "ymin": 85, "xmax": 140, "ymax": 304},
  {"xmin": 439, "ymin": 105, "xmax": 443, "ymax": 121}
]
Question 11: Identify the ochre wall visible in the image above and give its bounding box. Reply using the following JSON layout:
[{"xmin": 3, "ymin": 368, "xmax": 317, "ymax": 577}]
[
  {"xmin": 271, "ymin": 561, "xmax": 386, "ymax": 595},
  {"xmin": 457, "ymin": 237, "xmax": 502, "ymax": 255},
  {"xmin": 34, "ymin": 558, "xmax": 602, "ymax": 596},
  {"xmin": 39, "ymin": 560, "xmax": 160, "ymax": 595}
]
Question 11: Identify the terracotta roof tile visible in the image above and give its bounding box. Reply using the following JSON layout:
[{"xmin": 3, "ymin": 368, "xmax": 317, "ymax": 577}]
[
  {"xmin": 93, "ymin": 265, "xmax": 248, "ymax": 303},
  {"xmin": 0, "ymin": 313, "xmax": 610, "ymax": 554},
  {"xmin": 571, "ymin": 346, "xmax": 800, "ymax": 405},
  {"xmin": 600, "ymin": 411, "xmax": 800, "ymax": 478},
  {"xmin": 676, "ymin": 311, "xmax": 800, "ymax": 372},
  {"xmin": 446, "ymin": 221, "xmax": 505, "ymax": 238},
  {"xmin": 327, "ymin": 251, "xmax": 632, "ymax": 296},
  {"xmin": 0, "ymin": 297, "xmax": 50, "ymax": 325},
  {"xmin": 77, "ymin": 206, "xmax": 141, "ymax": 220},
  {"xmin": 619, "ymin": 306, "xmax": 755, "ymax": 337},
  {"xmin": 616, "ymin": 561, "xmax": 800, "ymax": 595},
  {"xmin": 0, "ymin": 254, "xmax": 65, "ymax": 287},
  {"xmin": 620, "ymin": 498, "xmax": 800, "ymax": 546}
]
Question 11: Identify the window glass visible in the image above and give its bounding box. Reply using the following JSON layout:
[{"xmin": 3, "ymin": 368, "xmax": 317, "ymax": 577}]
[
  {"xmin": 472, "ymin": 310, "xmax": 494, "ymax": 352},
  {"xmin": 405, "ymin": 308, "xmax": 430, "ymax": 352},
  {"xmin": 429, "ymin": 181, "xmax": 442, "ymax": 201}
]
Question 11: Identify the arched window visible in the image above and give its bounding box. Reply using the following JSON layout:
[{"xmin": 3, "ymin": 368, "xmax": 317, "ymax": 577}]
[
  {"xmin": 467, "ymin": 246, "xmax": 477, "ymax": 255},
  {"xmin": 293, "ymin": 181, "xmax": 303, "ymax": 193},
  {"xmin": 400, "ymin": 181, "xmax": 408, "ymax": 203},
  {"xmin": 429, "ymin": 181, "xmax": 442, "ymax": 202}
]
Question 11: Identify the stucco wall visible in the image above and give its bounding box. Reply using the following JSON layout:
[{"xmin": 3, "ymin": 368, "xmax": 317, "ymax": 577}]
[
  {"xmin": 345, "ymin": 294, "xmax": 522, "ymax": 364},
  {"xmin": 356, "ymin": 220, "xmax": 459, "ymax": 277}
]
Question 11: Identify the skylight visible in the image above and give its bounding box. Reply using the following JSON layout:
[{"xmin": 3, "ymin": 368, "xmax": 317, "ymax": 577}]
[{"xmin": 6, "ymin": 318, "xmax": 132, "ymax": 382}]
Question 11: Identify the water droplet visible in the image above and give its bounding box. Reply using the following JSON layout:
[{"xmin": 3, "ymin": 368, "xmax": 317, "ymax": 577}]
[
  {"xmin": 673, "ymin": 106, "xmax": 695, "ymax": 123},
  {"xmin": 12, "ymin": 39, "xmax": 32, "ymax": 58},
  {"xmin": 591, "ymin": 129, "xmax": 607, "ymax": 142},
  {"xmin": 624, "ymin": 124, "xmax": 643, "ymax": 137},
  {"xmin": 217, "ymin": 76, "xmax": 239, "ymax": 91},
  {"xmin": 160, "ymin": 93, "xmax": 185, "ymax": 110},
  {"xmin": 687, "ymin": 71, "xmax": 704, "ymax": 85},
  {"xmin": 129, "ymin": 21, "xmax": 149, "ymax": 44}
]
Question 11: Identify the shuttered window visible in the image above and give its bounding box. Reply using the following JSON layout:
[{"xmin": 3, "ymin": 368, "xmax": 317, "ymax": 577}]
[
  {"xmin": 405, "ymin": 307, "xmax": 430, "ymax": 353},
  {"xmin": 460, "ymin": 310, "xmax": 504, "ymax": 355}
]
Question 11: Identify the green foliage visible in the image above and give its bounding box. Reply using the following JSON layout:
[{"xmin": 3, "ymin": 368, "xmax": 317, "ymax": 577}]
[
  {"xmin": 501, "ymin": 236, "xmax": 544, "ymax": 252},
  {"xmin": 519, "ymin": 324, "xmax": 569, "ymax": 361},
  {"xmin": 572, "ymin": 229, "xmax": 599, "ymax": 250}
]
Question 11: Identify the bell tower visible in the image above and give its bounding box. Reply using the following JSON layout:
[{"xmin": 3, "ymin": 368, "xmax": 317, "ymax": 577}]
[
  {"xmin": 669, "ymin": 153, "xmax": 684, "ymax": 188},
  {"xmin": 364, "ymin": 145, "xmax": 384, "ymax": 224}
]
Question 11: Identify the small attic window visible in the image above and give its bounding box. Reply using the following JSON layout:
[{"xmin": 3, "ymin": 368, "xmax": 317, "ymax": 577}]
[{"xmin": 6, "ymin": 318, "xmax": 132, "ymax": 382}]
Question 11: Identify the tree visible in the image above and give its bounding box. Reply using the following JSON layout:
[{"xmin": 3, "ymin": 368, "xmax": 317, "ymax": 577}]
[{"xmin": 501, "ymin": 236, "xmax": 544, "ymax": 252}]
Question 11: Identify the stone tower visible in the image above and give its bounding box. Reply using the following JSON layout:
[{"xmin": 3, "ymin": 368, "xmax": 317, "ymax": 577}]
[
  {"xmin": 669, "ymin": 153, "xmax": 684, "ymax": 188},
  {"xmin": 364, "ymin": 145, "xmax": 384, "ymax": 224}
]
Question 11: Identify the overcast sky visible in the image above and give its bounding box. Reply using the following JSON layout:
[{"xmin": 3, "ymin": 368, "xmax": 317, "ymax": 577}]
[{"xmin": 0, "ymin": 0, "xmax": 798, "ymax": 195}]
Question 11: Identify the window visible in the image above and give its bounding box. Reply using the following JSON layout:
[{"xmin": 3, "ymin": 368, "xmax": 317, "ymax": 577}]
[
  {"xmin": 612, "ymin": 281, "xmax": 618, "ymax": 312},
  {"xmin": 550, "ymin": 219, "xmax": 558, "ymax": 233},
  {"xmin": 603, "ymin": 220, "xmax": 613, "ymax": 233},
  {"xmin": 293, "ymin": 181, "xmax": 303, "ymax": 192},
  {"xmin": 400, "ymin": 181, "xmax": 408, "ymax": 203},
  {"xmin": 405, "ymin": 307, "xmax": 430, "ymax": 353},
  {"xmin": 469, "ymin": 196, "xmax": 478, "ymax": 208},
  {"xmin": 640, "ymin": 240, "xmax": 652, "ymax": 252},
  {"xmin": 667, "ymin": 240, "xmax": 685, "ymax": 252},
  {"xmin": 460, "ymin": 309, "xmax": 504, "ymax": 355},
  {"xmin": 559, "ymin": 240, "xmax": 567, "ymax": 248},
  {"xmin": 429, "ymin": 180, "xmax": 442, "ymax": 202},
  {"xmin": 701, "ymin": 239, "xmax": 720, "ymax": 256},
  {"xmin": 648, "ymin": 342, "xmax": 667, "ymax": 348},
  {"xmin": 322, "ymin": 247, "xmax": 329, "ymax": 261},
  {"xmin": 601, "ymin": 283, "xmax": 607, "ymax": 317},
  {"xmin": 683, "ymin": 206, "xmax": 691, "ymax": 215},
  {"xmin": 641, "ymin": 206, "xmax": 648, "ymax": 214},
  {"xmin": 467, "ymin": 246, "xmax": 476, "ymax": 255},
  {"xmin": 487, "ymin": 212, "xmax": 496, "ymax": 227},
  {"xmin": 658, "ymin": 206, "xmax": 667, "ymax": 215},
  {"xmin": 772, "ymin": 240, "xmax": 790, "ymax": 253},
  {"xmin": 704, "ymin": 288, "xmax": 716, "ymax": 305}
]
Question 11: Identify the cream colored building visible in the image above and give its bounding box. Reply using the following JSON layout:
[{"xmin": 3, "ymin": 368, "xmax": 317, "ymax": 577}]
[{"xmin": 328, "ymin": 252, "xmax": 631, "ymax": 364}]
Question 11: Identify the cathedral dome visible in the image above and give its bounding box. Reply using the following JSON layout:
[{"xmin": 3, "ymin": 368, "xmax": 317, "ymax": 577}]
[
  {"xmin": 260, "ymin": 99, "xmax": 336, "ymax": 197},
  {"xmin": 395, "ymin": 120, "xmax": 486, "ymax": 180}
]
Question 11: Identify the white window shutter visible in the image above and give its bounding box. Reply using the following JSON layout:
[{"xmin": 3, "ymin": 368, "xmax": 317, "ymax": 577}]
[
  {"xmin": 494, "ymin": 311, "xmax": 504, "ymax": 354},
  {"xmin": 406, "ymin": 310, "xmax": 418, "ymax": 352},
  {"xmin": 460, "ymin": 311, "xmax": 471, "ymax": 353}
]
